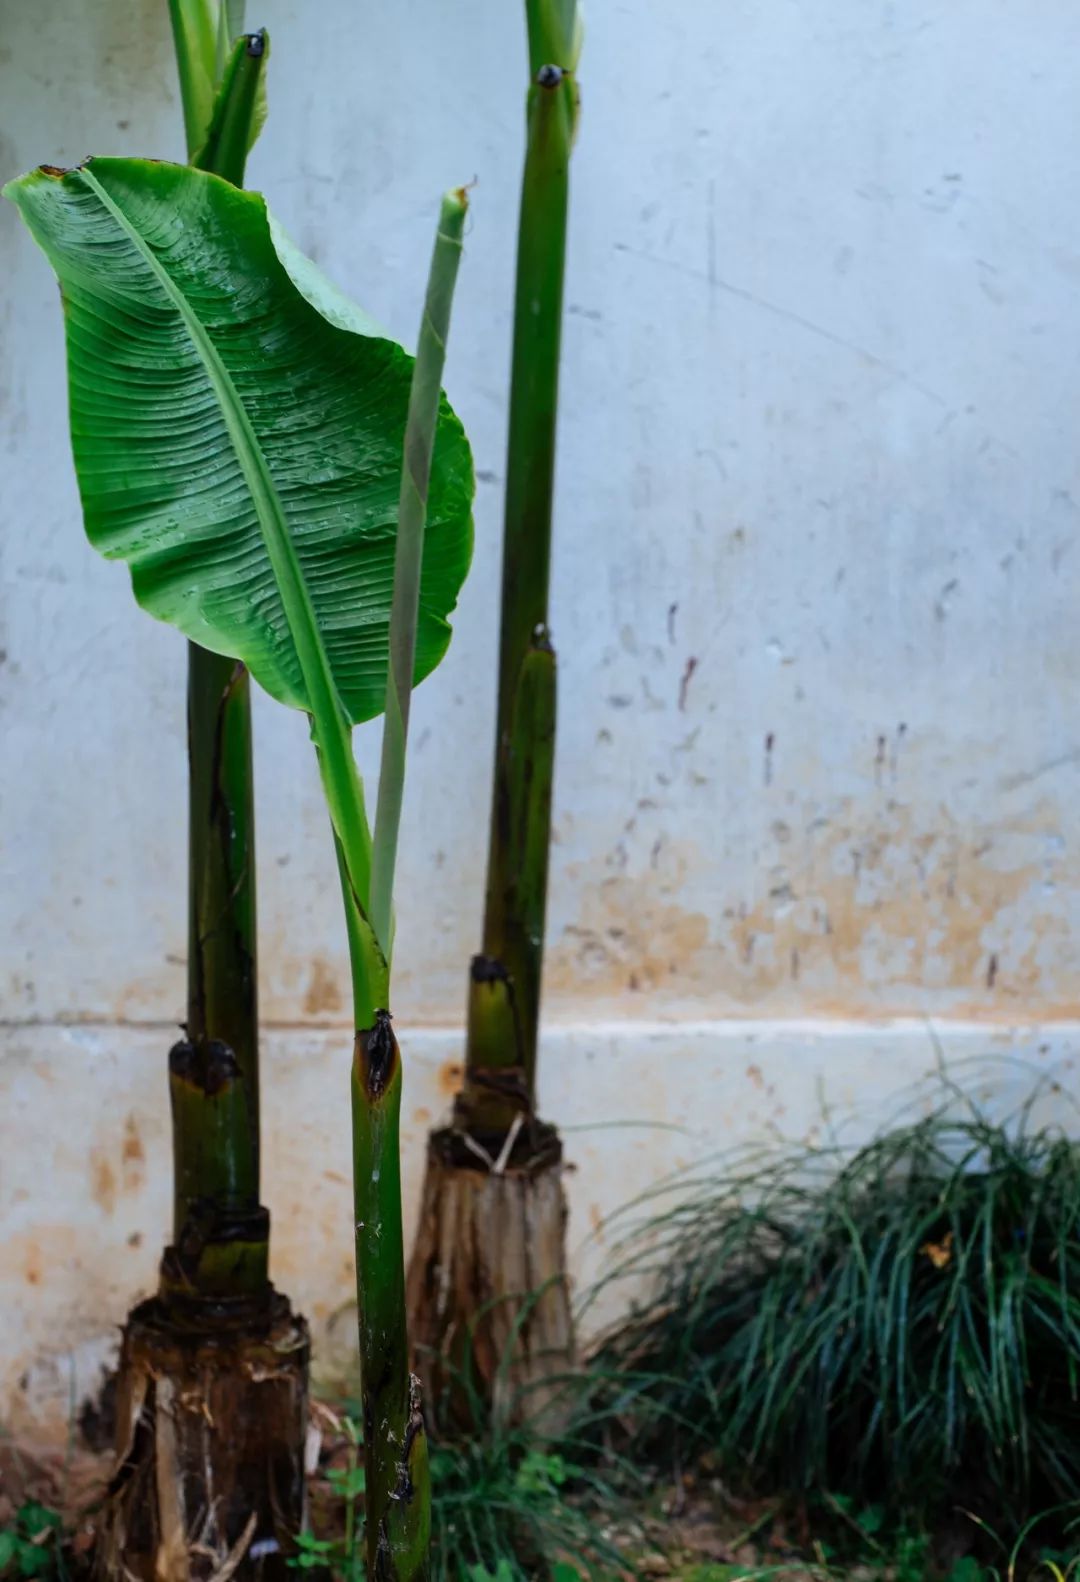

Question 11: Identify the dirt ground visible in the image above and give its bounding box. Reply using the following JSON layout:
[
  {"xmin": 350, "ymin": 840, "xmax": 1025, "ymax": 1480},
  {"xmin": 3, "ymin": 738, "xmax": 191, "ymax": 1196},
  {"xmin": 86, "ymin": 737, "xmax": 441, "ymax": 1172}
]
[{"xmin": 0, "ymin": 1411, "xmax": 839, "ymax": 1580}]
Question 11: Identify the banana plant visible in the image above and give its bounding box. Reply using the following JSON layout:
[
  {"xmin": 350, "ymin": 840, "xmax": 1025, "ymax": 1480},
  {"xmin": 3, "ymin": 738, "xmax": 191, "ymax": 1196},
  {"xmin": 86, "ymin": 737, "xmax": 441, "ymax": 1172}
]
[
  {"xmin": 6, "ymin": 153, "xmax": 472, "ymax": 1580},
  {"xmin": 408, "ymin": 0, "xmax": 581, "ymax": 1425},
  {"xmin": 462, "ymin": 0, "xmax": 581, "ymax": 1130},
  {"xmin": 164, "ymin": 0, "xmax": 276, "ymax": 1318}
]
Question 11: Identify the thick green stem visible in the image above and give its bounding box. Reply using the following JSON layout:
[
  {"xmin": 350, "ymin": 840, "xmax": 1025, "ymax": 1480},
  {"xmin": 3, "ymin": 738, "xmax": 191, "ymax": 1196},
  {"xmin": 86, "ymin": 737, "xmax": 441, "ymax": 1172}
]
[
  {"xmin": 165, "ymin": 27, "xmax": 270, "ymax": 1308},
  {"xmin": 168, "ymin": 647, "xmax": 267, "ymax": 1300},
  {"xmin": 168, "ymin": 0, "xmax": 219, "ymax": 157},
  {"xmin": 462, "ymin": 15, "xmax": 578, "ymax": 1132},
  {"xmin": 352, "ymin": 1021, "xmax": 430, "ymax": 1580},
  {"xmin": 464, "ymin": 640, "xmax": 555, "ymax": 1132},
  {"xmin": 352, "ymin": 191, "xmax": 468, "ymax": 1582}
]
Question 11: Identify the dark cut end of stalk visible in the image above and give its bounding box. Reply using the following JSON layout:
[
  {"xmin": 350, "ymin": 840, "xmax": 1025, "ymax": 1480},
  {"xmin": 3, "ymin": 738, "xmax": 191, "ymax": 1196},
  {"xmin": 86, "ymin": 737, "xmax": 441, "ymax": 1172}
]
[
  {"xmin": 245, "ymin": 30, "xmax": 266, "ymax": 58},
  {"xmin": 470, "ymin": 952, "xmax": 511, "ymax": 988},
  {"xmin": 169, "ymin": 1035, "xmax": 241, "ymax": 1094},
  {"xmin": 354, "ymin": 1009, "xmax": 398, "ymax": 1099}
]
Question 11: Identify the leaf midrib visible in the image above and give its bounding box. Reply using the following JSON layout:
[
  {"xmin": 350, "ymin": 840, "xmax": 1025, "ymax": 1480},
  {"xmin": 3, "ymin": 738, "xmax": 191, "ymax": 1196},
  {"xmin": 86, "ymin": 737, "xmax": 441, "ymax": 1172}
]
[{"xmin": 77, "ymin": 163, "xmax": 376, "ymax": 927}]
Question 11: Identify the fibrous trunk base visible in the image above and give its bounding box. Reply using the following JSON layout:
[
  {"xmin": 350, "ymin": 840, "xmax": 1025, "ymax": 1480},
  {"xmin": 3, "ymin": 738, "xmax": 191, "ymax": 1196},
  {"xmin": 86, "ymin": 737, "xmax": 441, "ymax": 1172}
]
[
  {"xmin": 406, "ymin": 1121, "xmax": 574, "ymax": 1435},
  {"xmin": 94, "ymin": 1294, "xmax": 309, "ymax": 1582}
]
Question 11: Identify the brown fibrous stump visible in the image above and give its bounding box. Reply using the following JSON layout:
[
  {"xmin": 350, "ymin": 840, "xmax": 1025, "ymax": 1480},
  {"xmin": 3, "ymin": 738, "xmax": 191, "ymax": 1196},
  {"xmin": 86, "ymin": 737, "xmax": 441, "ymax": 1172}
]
[
  {"xmin": 406, "ymin": 1119, "xmax": 575, "ymax": 1435},
  {"xmin": 94, "ymin": 1293, "xmax": 309, "ymax": 1582}
]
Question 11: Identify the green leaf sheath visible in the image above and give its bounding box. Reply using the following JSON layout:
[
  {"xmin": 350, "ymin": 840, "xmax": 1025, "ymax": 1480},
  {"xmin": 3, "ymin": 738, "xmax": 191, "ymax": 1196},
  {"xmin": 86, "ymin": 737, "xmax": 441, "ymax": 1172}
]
[
  {"xmin": 218, "ymin": 2, "xmax": 249, "ymax": 82},
  {"xmin": 353, "ymin": 1020, "xmax": 431, "ymax": 1580},
  {"xmin": 168, "ymin": 0, "xmax": 219, "ymax": 157},
  {"xmin": 193, "ymin": 30, "xmax": 269, "ymax": 185},
  {"xmin": 463, "ymin": 5, "xmax": 578, "ymax": 1128},
  {"xmin": 370, "ymin": 189, "xmax": 469, "ymax": 954}
]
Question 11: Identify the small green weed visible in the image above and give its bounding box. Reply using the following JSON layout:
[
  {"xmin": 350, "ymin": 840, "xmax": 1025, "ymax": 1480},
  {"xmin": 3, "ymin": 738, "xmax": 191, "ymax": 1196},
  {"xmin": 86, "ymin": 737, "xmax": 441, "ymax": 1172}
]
[
  {"xmin": 0, "ymin": 1504, "xmax": 64, "ymax": 1581},
  {"xmin": 299, "ymin": 1398, "xmax": 633, "ymax": 1581},
  {"xmin": 428, "ymin": 1421, "xmax": 627, "ymax": 1580},
  {"xmin": 814, "ymin": 1494, "xmax": 932, "ymax": 1580},
  {"xmin": 292, "ymin": 1416, "xmax": 365, "ymax": 1581}
]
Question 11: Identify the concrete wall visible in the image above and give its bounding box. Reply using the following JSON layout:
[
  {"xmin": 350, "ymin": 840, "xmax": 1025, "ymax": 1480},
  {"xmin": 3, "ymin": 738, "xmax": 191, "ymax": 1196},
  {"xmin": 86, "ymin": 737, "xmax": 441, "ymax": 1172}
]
[{"xmin": 3, "ymin": 0, "xmax": 1080, "ymax": 1433}]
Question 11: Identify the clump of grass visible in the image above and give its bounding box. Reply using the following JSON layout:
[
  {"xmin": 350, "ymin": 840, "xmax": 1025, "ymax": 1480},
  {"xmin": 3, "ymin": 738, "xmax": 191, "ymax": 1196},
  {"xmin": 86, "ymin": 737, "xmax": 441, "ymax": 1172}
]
[{"xmin": 590, "ymin": 1087, "xmax": 1080, "ymax": 1530}]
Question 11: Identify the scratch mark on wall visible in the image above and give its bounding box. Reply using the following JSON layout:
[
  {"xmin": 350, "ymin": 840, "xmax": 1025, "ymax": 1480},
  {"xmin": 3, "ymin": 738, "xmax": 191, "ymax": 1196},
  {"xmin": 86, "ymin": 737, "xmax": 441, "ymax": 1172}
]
[
  {"xmin": 678, "ymin": 656, "xmax": 698, "ymax": 711},
  {"xmin": 613, "ymin": 240, "xmax": 949, "ymax": 407},
  {"xmin": 1000, "ymin": 749, "xmax": 1080, "ymax": 793}
]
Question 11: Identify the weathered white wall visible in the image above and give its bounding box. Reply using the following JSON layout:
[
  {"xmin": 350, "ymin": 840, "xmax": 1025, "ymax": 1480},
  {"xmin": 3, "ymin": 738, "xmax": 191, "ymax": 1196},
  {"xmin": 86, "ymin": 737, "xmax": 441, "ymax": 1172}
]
[{"xmin": 3, "ymin": 0, "xmax": 1080, "ymax": 1433}]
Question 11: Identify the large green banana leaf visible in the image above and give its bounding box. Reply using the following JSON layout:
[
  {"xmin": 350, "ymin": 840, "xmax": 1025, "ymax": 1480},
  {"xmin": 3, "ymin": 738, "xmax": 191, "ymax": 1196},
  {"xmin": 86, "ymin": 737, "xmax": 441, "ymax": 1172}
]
[{"xmin": 5, "ymin": 158, "xmax": 473, "ymax": 726}]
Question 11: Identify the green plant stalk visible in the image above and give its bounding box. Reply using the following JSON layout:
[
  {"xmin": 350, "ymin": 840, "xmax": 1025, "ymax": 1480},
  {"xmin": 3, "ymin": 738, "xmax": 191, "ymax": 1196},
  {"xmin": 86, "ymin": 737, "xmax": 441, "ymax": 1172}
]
[
  {"xmin": 354, "ymin": 188, "xmax": 467, "ymax": 1582},
  {"xmin": 166, "ymin": 27, "xmax": 270, "ymax": 1304},
  {"xmin": 462, "ymin": 12, "xmax": 578, "ymax": 1134},
  {"xmin": 168, "ymin": 0, "xmax": 219, "ymax": 156},
  {"xmin": 370, "ymin": 190, "xmax": 469, "ymax": 950},
  {"xmin": 343, "ymin": 1433, "xmax": 358, "ymax": 1570},
  {"xmin": 218, "ymin": 1, "xmax": 250, "ymax": 79},
  {"xmin": 351, "ymin": 1019, "xmax": 429, "ymax": 1579}
]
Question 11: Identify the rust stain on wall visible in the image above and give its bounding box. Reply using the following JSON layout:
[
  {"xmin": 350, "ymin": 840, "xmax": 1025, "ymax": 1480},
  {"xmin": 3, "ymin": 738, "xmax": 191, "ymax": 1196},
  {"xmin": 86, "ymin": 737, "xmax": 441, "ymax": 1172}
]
[
  {"xmin": 0, "ymin": 1229, "xmax": 82, "ymax": 1293},
  {"xmin": 303, "ymin": 958, "xmax": 343, "ymax": 1017},
  {"xmin": 120, "ymin": 1114, "xmax": 145, "ymax": 1192},
  {"xmin": 549, "ymin": 795, "xmax": 1076, "ymax": 1019},
  {"xmin": 87, "ymin": 1115, "xmax": 147, "ymax": 1214},
  {"xmin": 548, "ymin": 892, "xmax": 710, "ymax": 999},
  {"xmin": 89, "ymin": 1153, "xmax": 117, "ymax": 1216},
  {"xmin": 121, "ymin": 1115, "xmax": 144, "ymax": 1167},
  {"xmin": 437, "ymin": 1060, "xmax": 464, "ymax": 1099}
]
